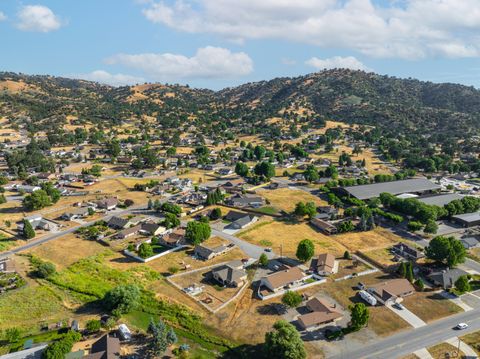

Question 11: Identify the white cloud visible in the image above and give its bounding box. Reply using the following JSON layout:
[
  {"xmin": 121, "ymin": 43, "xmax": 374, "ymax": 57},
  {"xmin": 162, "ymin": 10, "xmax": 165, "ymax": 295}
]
[
  {"xmin": 106, "ymin": 46, "xmax": 253, "ymax": 80},
  {"xmin": 17, "ymin": 5, "xmax": 62, "ymax": 32},
  {"xmin": 71, "ymin": 70, "xmax": 145, "ymax": 87},
  {"xmin": 0, "ymin": 12, "xmax": 7, "ymax": 21},
  {"xmin": 306, "ymin": 56, "xmax": 371, "ymax": 72},
  {"xmin": 141, "ymin": 0, "xmax": 480, "ymax": 59}
]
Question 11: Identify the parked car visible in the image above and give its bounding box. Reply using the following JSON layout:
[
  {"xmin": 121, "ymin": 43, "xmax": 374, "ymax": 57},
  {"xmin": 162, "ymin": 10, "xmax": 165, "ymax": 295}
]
[
  {"xmin": 393, "ymin": 303, "xmax": 405, "ymax": 310},
  {"xmin": 456, "ymin": 323, "xmax": 469, "ymax": 330},
  {"xmin": 357, "ymin": 282, "xmax": 366, "ymax": 290},
  {"xmin": 264, "ymin": 248, "xmax": 272, "ymax": 252}
]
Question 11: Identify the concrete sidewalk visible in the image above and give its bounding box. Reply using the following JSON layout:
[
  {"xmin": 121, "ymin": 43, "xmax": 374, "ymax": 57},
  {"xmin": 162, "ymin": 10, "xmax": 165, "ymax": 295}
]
[
  {"xmin": 386, "ymin": 302, "xmax": 427, "ymax": 328},
  {"xmin": 413, "ymin": 348, "xmax": 434, "ymax": 359}
]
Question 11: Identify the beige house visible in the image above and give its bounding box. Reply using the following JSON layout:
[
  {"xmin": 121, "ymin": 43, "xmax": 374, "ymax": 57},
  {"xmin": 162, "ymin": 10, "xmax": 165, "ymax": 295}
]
[{"xmin": 298, "ymin": 297, "xmax": 343, "ymax": 330}]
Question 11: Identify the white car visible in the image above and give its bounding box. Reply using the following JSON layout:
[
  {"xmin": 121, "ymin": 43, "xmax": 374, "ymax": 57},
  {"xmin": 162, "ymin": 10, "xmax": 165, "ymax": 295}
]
[{"xmin": 456, "ymin": 323, "xmax": 468, "ymax": 330}]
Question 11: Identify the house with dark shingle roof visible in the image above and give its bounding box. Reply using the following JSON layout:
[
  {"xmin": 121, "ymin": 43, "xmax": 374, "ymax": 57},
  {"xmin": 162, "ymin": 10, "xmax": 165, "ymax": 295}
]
[
  {"xmin": 428, "ymin": 268, "xmax": 469, "ymax": 289},
  {"xmin": 82, "ymin": 334, "xmax": 121, "ymax": 359},
  {"xmin": 368, "ymin": 279, "xmax": 415, "ymax": 305},
  {"xmin": 211, "ymin": 262, "xmax": 247, "ymax": 288}
]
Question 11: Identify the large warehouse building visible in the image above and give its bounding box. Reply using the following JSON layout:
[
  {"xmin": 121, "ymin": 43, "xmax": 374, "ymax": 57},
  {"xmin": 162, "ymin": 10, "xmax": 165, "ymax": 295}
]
[
  {"xmin": 451, "ymin": 212, "xmax": 480, "ymax": 228},
  {"xmin": 341, "ymin": 178, "xmax": 441, "ymax": 201}
]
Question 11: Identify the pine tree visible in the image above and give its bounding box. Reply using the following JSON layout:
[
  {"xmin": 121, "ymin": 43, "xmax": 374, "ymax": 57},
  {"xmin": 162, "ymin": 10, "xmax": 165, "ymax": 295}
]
[{"xmin": 23, "ymin": 219, "xmax": 35, "ymax": 239}]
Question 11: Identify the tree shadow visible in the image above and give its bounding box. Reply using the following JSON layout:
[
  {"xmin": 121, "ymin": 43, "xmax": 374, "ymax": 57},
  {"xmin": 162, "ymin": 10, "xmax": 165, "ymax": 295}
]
[{"xmin": 221, "ymin": 343, "xmax": 265, "ymax": 359}]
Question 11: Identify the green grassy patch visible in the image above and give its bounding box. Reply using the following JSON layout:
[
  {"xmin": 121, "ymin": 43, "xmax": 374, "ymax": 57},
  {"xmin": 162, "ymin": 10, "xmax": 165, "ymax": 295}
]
[
  {"xmin": 259, "ymin": 240, "xmax": 272, "ymax": 247},
  {"xmin": 48, "ymin": 251, "xmax": 159, "ymax": 299},
  {"xmin": 255, "ymin": 206, "xmax": 279, "ymax": 215},
  {"xmin": 0, "ymin": 284, "xmax": 73, "ymax": 332}
]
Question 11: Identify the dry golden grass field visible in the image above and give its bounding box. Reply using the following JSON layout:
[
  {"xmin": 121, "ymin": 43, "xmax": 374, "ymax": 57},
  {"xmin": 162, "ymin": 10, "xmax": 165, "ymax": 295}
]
[
  {"xmin": 238, "ymin": 219, "xmax": 348, "ymax": 257},
  {"xmin": 259, "ymin": 188, "xmax": 328, "ymax": 213},
  {"xmin": 401, "ymin": 291, "xmax": 462, "ymax": 323}
]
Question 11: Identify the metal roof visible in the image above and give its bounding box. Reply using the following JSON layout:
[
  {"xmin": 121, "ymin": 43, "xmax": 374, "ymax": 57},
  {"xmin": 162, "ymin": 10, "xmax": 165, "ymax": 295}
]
[
  {"xmin": 452, "ymin": 211, "xmax": 480, "ymax": 223},
  {"xmin": 417, "ymin": 193, "xmax": 464, "ymax": 207},
  {"xmin": 342, "ymin": 178, "xmax": 441, "ymax": 200}
]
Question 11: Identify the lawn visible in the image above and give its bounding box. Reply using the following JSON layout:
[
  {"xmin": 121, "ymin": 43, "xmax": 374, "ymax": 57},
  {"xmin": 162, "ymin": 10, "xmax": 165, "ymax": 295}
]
[
  {"xmin": 238, "ymin": 219, "xmax": 348, "ymax": 257},
  {"xmin": 461, "ymin": 331, "xmax": 480, "ymax": 355},
  {"xmin": 427, "ymin": 343, "xmax": 464, "ymax": 359},
  {"xmin": 401, "ymin": 291, "xmax": 462, "ymax": 322},
  {"xmin": 259, "ymin": 188, "xmax": 328, "ymax": 213},
  {"xmin": 0, "ymin": 234, "xmax": 18, "ymax": 252}
]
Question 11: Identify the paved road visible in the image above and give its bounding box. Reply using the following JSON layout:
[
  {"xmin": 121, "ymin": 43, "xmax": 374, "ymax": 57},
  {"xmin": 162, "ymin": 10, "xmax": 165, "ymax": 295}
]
[
  {"xmin": 331, "ymin": 307, "xmax": 480, "ymax": 359},
  {"xmin": 211, "ymin": 228, "xmax": 276, "ymax": 259},
  {"xmin": 0, "ymin": 205, "xmax": 147, "ymax": 259}
]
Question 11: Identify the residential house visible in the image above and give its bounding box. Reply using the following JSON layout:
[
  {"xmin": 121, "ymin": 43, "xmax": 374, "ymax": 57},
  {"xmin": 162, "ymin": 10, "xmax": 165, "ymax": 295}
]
[
  {"xmin": 15, "ymin": 184, "xmax": 41, "ymax": 193},
  {"xmin": 194, "ymin": 243, "xmax": 235, "ymax": 260},
  {"xmin": 217, "ymin": 168, "xmax": 233, "ymax": 176},
  {"xmin": 260, "ymin": 266, "xmax": 306, "ymax": 293},
  {"xmin": 221, "ymin": 179, "xmax": 245, "ymax": 193},
  {"xmin": 368, "ymin": 279, "xmax": 415, "ymax": 305},
  {"xmin": 61, "ymin": 207, "xmax": 90, "ymax": 221},
  {"xmin": 298, "ymin": 297, "xmax": 343, "ymax": 330},
  {"xmin": 108, "ymin": 216, "xmax": 143, "ymax": 230},
  {"xmin": 17, "ymin": 215, "xmax": 54, "ymax": 232},
  {"xmin": 140, "ymin": 223, "xmax": 166, "ymax": 237},
  {"xmin": 316, "ymin": 206, "xmax": 338, "ymax": 220},
  {"xmin": 310, "ymin": 217, "xmax": 337, "ymax": 235},
  {"xmin": 160, "ymin": 228, "xmax": 186, "ymax": 247},
  {"xmin": 82, "ymin": 334, "xmax": 121, "ymax": 359},
  {"xmin": 227, "ymin": 194, "xmax": 264, "ymax": 208},
  {"xmin": 211, "ymin": 262, "xmax": 247, "ymax": 288},
  {"xmin": 391, "ymin": 243, "xmax": 425, "ymax": 261},
  {"xmin": 95, "ymin": 197, "xmax": 118, "ymax": 211},
  {"xmin": 116, "ymin": 225, "xmax": 142, "ymax": 239},
  {"xmin": 311, "ymin": 253, "xmax": 338, "ymax": 276},
  {"xmin": 228, "ymin": 214, "xmax": 258, "ymax": 230},
  {"xmin": 460, "ymin": 237, "xmax": 479, "ymax": 249},
  {"xmin": 428, "ymin": 268, "xmax": 469, "ymax": 289}
]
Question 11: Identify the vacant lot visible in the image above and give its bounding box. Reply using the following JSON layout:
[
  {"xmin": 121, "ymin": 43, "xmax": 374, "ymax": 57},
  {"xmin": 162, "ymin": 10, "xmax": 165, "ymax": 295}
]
[
  {"xmin": 239, "ymin": 220, "xmax": 348, "ymax": 257},
  {"xmin": 334, "ymin": 227, "xmax": 404, "ymax": 253},
  {"xmin": 0, "ymin": 284, "xmax": 76, "ymax": 333},
  {"xmin": 402, "ymin": 291, "xmax": 462, "ymax": 322},
  {"xmin": 26, "ymin": 234, "xmax": 107, "ymax": 270},
  {"xmin": 260, "ymin": 188, "xmax": 327, "ymax": 213}
]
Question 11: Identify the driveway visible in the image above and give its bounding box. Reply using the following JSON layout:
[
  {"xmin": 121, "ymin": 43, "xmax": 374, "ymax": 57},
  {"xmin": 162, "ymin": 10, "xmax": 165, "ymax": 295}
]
[
  {"xmin": 386, "ymin": 302, "xmax": 427, "ymax": 328},
  {"xmin": 211, "ymin": 228, "xmax": 275, "ymax": 259}
]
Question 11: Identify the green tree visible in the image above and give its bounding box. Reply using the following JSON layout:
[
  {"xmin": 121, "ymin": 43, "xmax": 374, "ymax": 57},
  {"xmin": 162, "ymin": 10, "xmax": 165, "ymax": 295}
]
[
  {"xmin": 455, "ymin": 275, "xmax": 471, "ymax": 293},
  {"xmin": 281, "ymin": 291, "xmax": 303, "ymax": 308},
  {"xmin": 349, "ymin": 303, "xmax": 369, "ymax": 330},
  {"xmin": 210, "ymin": 207, "xmax": 222, "ymax": 220},
  {"xmin": 303, "ymin": 165, "xmax": 319, "ymax": 183},
  {"xmin": 42, "ymin": 331, "xmax": 81, "ymax": 359},
  {"xmin": 235, "ymin": 162, "xmax": 249, "ymax": 177},
  {"xmin": 35, "ymin": 261, "xmax": 56, "ymax": 279},
  {"xmin": 264, "ymin": 320, "xmax": 306, "ymax": 359},
  {"xmin": 86, "ymin": 320, "xmax": 101, "ymax": 333},
  {"xmin": 296, "ymin": 239, "xmax": 315, "ymax": 262},
  {"xmin": 22, "ymin": 219, "xmax": 36, "ymax": 239},
  {"xmin": 344, "ymin": 251, "xmax": 351, "ymax": 260},
  {"xmin": 185, "ymin": 221, "xmax": 211, "ymax": 245},
  {"xmin": 103, "ymin": 284, "xmax": 140, "ymax": 314},
  {"xmin": 424, "ymin": 220, "xmax": 438, "ymax": 234},
  {"xmin": 23, "ymin": 189, "xmax": 52, "ymax": 211},
  {"xmin": 414, "ymin": 278, "xmax": 424, "ymax": 291},
  {"xmin": 259, "ymin": 253, "xmax": 269, "ymax": 267},
  {"xmin": 425, "ymin": 236, "xmax": 466, "ymax": 267},
  {"xmin": 148, "ymin": 318, "xmax": 177, "ymax": 357},
  {"xmin": 405, "ymin": 262, "xmax": 414, "ymax": 283},
  {"xmin": 407, "ymin": 221, "xmax": 424, "ymax": 232},
  {"xmin": 138, "ymin": 243, "xmax": 154, "ymax": 258},
  {"xmin": 254, "ymin": 161, "xmax": 275, "ymax": 179}
]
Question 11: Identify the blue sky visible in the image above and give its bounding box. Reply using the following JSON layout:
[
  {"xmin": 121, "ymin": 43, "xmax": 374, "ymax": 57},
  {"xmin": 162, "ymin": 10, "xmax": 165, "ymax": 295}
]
[{"xmin": 1, "ymin": 0, "xmax": 480, "ymax": 89}]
